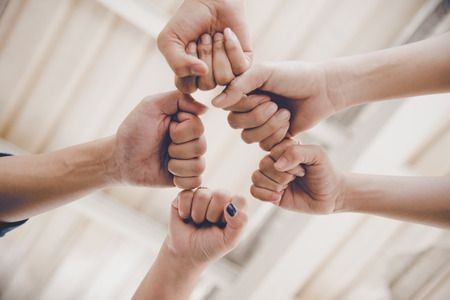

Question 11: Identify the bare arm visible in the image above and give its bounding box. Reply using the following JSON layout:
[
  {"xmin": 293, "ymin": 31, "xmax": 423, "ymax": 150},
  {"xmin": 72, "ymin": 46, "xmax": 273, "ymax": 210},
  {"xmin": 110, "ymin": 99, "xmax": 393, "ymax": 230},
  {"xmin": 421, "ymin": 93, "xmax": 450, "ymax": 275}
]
[
  {"xmin": 0, "ymin": 91, "xmax": 207, "ymax": 224},
  {"xmin": 0, "ymin": 138, "xmax": 116, "ymax": 222},
  {"xmin": 133, "ymin": 241, "xmax": 205, "ymax": 300},
  {"xmin": 252, "ymin": 141, "xmax": 450, "ymax": 228},
  {"xmin": 326, "ymin": 32, "xmax": 450, "ymax": 109},
  {"xmin": 339, "ymin": 174, "xmax": 450, "ymax": 228}
]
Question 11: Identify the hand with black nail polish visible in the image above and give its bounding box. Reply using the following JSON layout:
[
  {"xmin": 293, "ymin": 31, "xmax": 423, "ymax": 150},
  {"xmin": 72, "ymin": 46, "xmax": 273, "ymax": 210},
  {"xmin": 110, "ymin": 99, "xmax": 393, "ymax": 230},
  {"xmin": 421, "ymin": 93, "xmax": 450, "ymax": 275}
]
[
  {"xmin": 133, "ymin": 188, "xmax": 248, "ymax": 300},
  {"xmin": 169, "ymin": 188, "xmax": 248, "ymax": 264}
]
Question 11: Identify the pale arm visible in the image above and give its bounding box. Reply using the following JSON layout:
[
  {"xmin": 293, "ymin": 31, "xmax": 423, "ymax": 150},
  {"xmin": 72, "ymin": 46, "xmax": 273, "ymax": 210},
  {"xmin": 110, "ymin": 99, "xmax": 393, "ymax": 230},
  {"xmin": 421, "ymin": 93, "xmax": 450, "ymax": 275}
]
[
  {"xmin": 0, "ymin": 137, "xmax": 117, "ymax": 222},
  {"xmin": 325, "ymin": 33, "xmax": 450, "ymax": 109},
  {"xmin": 132, "ymin": 240, "xmax": 205, "ymax": 300},
  {"xmin": 339, "ymin": 174, "xmax": 450, "ymax": 228}
]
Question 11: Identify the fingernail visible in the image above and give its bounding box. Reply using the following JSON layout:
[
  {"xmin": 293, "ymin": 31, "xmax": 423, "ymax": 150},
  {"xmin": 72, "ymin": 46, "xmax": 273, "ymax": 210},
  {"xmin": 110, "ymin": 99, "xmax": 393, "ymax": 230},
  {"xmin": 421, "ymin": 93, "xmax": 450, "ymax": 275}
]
[
  {"xmin": 187, "ymin": 42, "xmax": 196, "ymax": 54},
  {"xmin": 224, "ymin": 27, "xmax": 238, "ymax": 42},
  {"xmin": 212, "ymin": 93, "xmax": 227, "ymax": 107},
  {"xmin": 191, "ymin": 64, "xmax": 206, "ymax": 76},
  {"xmin": 226, "ymin": 203, "xmax": 238, "ymax": 217},
  {"xmin": 201, "ymin": 33, "xmax": 211, "ymax": 44},
  {"xmin": 274, "ymin": 157, "xmax": 288, "ymax": 170},
  {"xmin": 264, "ymin": 103, "xmax": 278, "ymax": 117},
  {"xmin": 279, "ymin": 109, "xmax": 290, "ymax": 120},
  {"xmin": 214, "ymin": 32, "xmax": 224, "ymax": 42}
]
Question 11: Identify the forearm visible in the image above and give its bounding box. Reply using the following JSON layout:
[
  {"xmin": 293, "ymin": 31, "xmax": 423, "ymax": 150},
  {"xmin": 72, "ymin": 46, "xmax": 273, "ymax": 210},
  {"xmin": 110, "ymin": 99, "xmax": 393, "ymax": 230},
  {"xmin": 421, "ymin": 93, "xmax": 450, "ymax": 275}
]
[
  {"xmin": 133, "ymin": 240, "xmax": 205, "ymax": 300},
  {"xmin": 0, "ymin": 136, "xmax": 118, "ymax": 222},
  {"xmin": 338, "ymin": 174, "xmax": 450, "ymax": 228},
  {"xmin": 325, "ymin": 33, "xmax": 450, "ymax": 109}
]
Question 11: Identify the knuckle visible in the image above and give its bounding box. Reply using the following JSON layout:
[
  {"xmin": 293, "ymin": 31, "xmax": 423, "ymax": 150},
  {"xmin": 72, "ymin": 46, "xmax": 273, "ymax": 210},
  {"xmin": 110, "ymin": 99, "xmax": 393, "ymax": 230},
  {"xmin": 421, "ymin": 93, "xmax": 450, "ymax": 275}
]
[
  {"xmin": 193, "ymin": 158, "xmax": 206, "ymax": 174},
  {"xmin": 168, "ymin": 143, "xmax": 177, "ymax": 157},
  {"xmin": 167, "ymin": 159, "xmax": 177, "ymax": 174},
  {"xmin": 195, "ymin": 139, "xmax": 207, "ymax": 156},
  {"xmin": 259, "ymin": 141, "xmax": 272, "ymax": 152},
  {"xmin": 259, "ymin": 156, "xmax": 272, "ymax": 171},
  {"xmin": 241, "ymin": 130, "xmax": 254, "ymax": 144},
  {"xmin": 227, "ymin": 113, "xmax": 240, "ymax": 129},
  {"xmin": 198, "ymin": 44, "xmax": 212, "ymax": 56},
  {"xmin": 198, "ymin": 80, "xmax": 216, "ymax": 91},
  {"xmin": 251, "ymin": 171, "xmax": 259, "ymax": 184}
]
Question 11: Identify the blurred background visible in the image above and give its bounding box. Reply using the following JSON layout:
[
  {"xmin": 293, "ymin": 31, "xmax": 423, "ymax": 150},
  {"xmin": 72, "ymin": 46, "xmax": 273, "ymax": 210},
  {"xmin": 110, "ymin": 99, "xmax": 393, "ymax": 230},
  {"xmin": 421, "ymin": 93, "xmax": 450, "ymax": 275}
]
[{"xmin": 0, "ymin": 0, "xmax": 449, "ymax": 299}]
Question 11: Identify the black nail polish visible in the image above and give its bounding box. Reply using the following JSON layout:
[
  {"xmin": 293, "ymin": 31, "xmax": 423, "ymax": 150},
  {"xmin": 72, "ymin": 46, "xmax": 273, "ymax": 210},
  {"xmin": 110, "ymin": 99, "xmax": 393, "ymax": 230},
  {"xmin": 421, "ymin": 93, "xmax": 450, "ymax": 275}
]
[{"xmin": 226, "ymin": 203, "xmax": 237, "ymax": 217}]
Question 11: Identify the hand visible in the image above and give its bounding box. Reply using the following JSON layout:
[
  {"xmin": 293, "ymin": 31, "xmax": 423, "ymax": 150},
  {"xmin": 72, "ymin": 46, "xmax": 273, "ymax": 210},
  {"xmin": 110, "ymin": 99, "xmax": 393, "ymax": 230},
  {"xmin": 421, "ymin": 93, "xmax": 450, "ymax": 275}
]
[
  {"xmin": 168, "ymin": 112, "xmax": 207, "ymax": 189},
  {"xmin": 251, "ymin": 139, "xmax": 343, "ymax": 214},
  {"xmin": 213, "ymin": 62, "xmax": 342, "ymax": 150},
  {"xmin": 176, "ymin": 29, "xmax": 251, "ymax": 94},
  {"xmin": 114, "ymin": 91, "xmax": 207, "ymax": 187},
  {"xmin": 167, "ymin": 188, "xmax": 248, "ymax": 266},
  {"xmin": 158, "ymin": 0, "xmax": 252, "ymax": 91}
]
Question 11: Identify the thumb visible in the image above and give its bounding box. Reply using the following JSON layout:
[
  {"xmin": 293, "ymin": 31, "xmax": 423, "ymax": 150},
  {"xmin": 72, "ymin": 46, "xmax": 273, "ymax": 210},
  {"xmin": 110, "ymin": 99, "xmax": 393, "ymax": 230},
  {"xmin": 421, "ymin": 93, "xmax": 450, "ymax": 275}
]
[
  {"xmin": 273, "ymin": 144, "xmax": 326, "ymax": 172},
  {"xmin": 223, "ymin": 196, "xmax": 248, "ymax": 247},
  {"xmin": 158, "ymin": 34, "xmax": 208, "ymax": 78},
  {"xmin": 169, "ymin": 197, "xmax": 185, "ymax": 232},
  {"xmin": 155, "ymin": 91, "xmax": 208, "ymax": 116},
  {"xmin": 212, "ymin": 63, "xmax": 272, "ymax": 109},
  {"xmin": 178, "ymin": 94, "xmax": 208, "ymax": 115}
]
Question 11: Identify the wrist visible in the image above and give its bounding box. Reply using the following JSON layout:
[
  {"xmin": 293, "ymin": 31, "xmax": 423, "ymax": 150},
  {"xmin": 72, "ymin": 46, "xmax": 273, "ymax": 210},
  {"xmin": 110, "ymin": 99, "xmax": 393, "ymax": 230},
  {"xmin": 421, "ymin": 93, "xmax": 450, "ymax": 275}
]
[
  {"xmin": 159, "ymin": 239, "xmax": 207, "ymax": 278},
  {"xmin": 320, "ymin": 60, "xmax": 352, "ymax": 112},
  {"xmin": 79, "ymin": 136, "xmax": 120, "ymax": 187}
]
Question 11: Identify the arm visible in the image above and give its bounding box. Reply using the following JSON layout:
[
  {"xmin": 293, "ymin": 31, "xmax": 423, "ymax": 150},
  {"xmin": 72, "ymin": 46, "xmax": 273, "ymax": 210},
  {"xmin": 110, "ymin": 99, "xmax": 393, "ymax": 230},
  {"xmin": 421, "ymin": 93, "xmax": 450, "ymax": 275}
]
[
  {"xmin": 325, "ymin": 32, "xmax": 450, "ymax": 109},
  {"xmin": 133, "ymin": 240, "xmax": 205, "ymax": 300},
  {"xmin": 339, "ymin": 174, "xmax": 450, "ymax": 228},
  {"xmin": 0, "ymin": 91, "xmax": 207, "ymax": 223},
  {"xmin": 252, "ymin": 140, "xmax": 450, "ymax": 228},
  {"xmin": 133, "ymin": 189, "xmax": 248, "ymax": 300},
  {"xmin": 213, "ymin": 33, "xmax": 450, "ymax": 147},
  {"xmin": 0, "ymin": 138, "xmax": 116, "ymax": 222}
]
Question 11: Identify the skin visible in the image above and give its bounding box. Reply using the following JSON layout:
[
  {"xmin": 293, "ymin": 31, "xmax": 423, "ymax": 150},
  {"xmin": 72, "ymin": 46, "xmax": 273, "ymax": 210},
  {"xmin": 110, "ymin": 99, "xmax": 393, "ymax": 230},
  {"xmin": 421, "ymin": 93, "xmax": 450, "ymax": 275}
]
[
  {"xmin": 175, "ymin": 28, "xmax": 251, "ymax": 93},
  {"xmin": 0, "ymin": 91, "xmax": 207, "ymax": 222},
  {"xmin": 158, "ymin": 0, "xmax": 252, "ymax": 93},
  {"xmin": 212, "ymin": 33, "xmax": 450, "ymax": 150},
  {"xmin": 133, "ymin": 189, "xmax": 248, "ymax": 300},
  {"xmin": 251, "ymin": 139, "xmax": 450, "ymax": 228}
]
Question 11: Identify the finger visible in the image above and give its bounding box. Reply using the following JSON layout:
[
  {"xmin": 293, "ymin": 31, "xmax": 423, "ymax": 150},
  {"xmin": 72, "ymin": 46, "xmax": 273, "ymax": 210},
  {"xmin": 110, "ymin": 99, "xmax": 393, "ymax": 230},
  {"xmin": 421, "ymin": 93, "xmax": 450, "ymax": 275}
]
[
  {"xmin": 259, "ymin": 155, "xmax": 295, "ymax": 185},
  {"xmin": 197, "ymin": 33, "xmax": 216, "ymax": 91},
  {"xmin": 191, "ymin": 188, "xmax": 213, "ymax": 224},
  {"xmin": 270, "ymin": 138, "xmax": 299, "ymax": 160},
  {"xmin": 241, "ymin": 109, "xmax": 290, "ymax": 144},
  {"xmin": 173, "ymin": 176, "xmax": 202, "ymax": 190},
  {"xmin": 168, "ymin": 157, "xmax": 205, "ymax": 177},
  {"xmin": 213, "ymin": 32, "xmax": 235, "ymax": 86},
  {"xmin": 212, "ymin": 63, "xmax": 272, "ymax": 108},
  {"xmin": 259, "ymin": 124, "xmax": 290, "ymax": 151},
  {"xmin": 223, "ymin": 197, "xmax": 248, "ymax": 247},
  {"xmin": 170, "ymin": 112, "xmax": 204, "ymax": 144},
  {"xmin": 227, "ymin": 101, "xmax": 277, "ymax": 129},
  {"xmin": 177, "ymin": 190, "xmax": 194, "ymax": 219},
  {"xmin": 274, "ymin": 144, "xmax": 327, "ymax": 172},
  {"xmin": 287, "ymin": 165, "xmax": 306, "ymax": 177},
  {"xmin": 168, "ymin": 136, "xmax": 207, "ymax": 159},
  {"xmin": 157, "ymin": 31, "xmax": 208, "ymax": 77},
  {"xmin": 224, "ymin": 27, "xmax": 250, "ymax": 75},
  {"xmin": 225, "ymin": 94, "xmax": 271, "ymax": 113},
  {"xmin": 206, "ymin": 190, "xmax": 232, "ymax": 223},
  {"xmin": 250, "ymin": 185, "xmax": 283, "ymax": 203},
  {"xmin": 175, "ymin": 42, "xmax": 198, "ymax": 94},
  {"xmin": 177, "ymin": 94, "xmax": 208, "ymax": 115},
  {"xmin": 156, "ymin": 91, "xmax": 207, "ymax": 116},
  {"xmin": 251, "ymin": 170, "xmax": 287, "ymax": 192}
]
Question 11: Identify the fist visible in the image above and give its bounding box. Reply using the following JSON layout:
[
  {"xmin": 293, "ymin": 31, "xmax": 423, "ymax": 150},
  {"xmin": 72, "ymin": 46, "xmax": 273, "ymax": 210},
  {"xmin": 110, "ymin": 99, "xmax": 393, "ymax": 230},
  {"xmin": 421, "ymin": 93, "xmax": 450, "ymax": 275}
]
[{"xmin": 167, "ymin": 188, "xmax": 248, "ymax": 265}]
